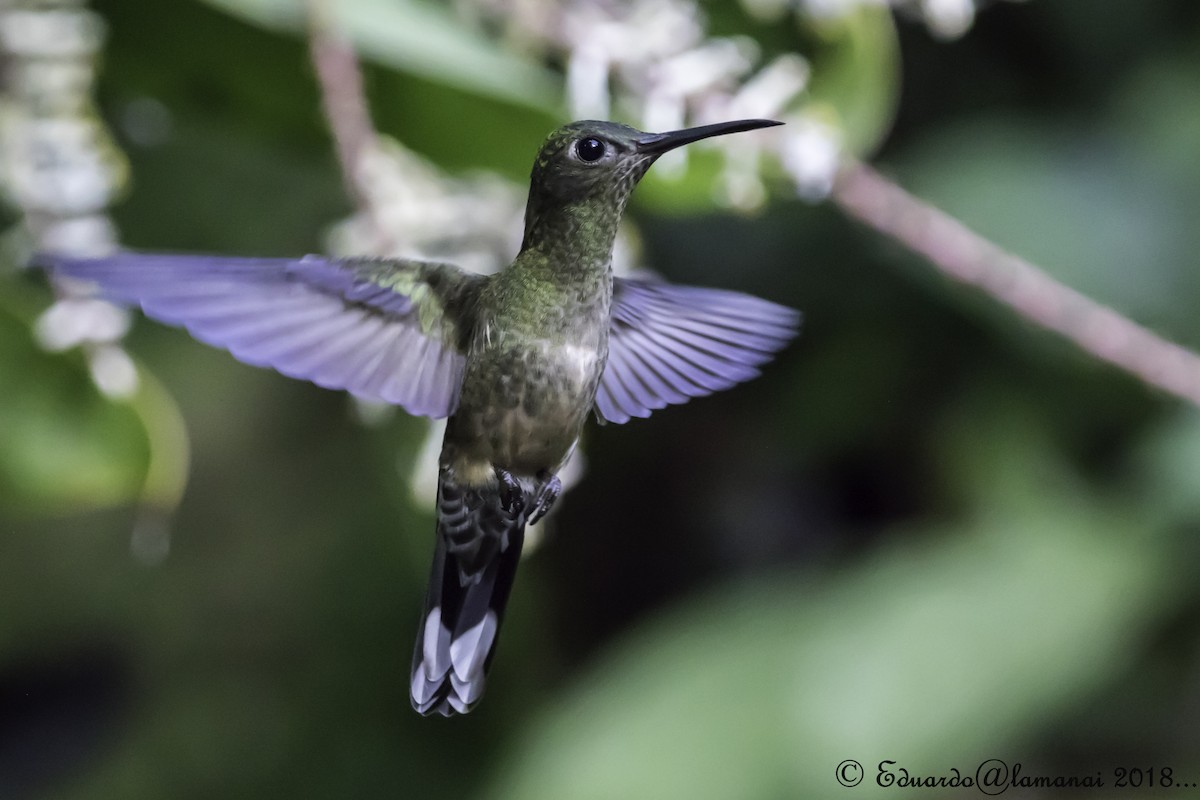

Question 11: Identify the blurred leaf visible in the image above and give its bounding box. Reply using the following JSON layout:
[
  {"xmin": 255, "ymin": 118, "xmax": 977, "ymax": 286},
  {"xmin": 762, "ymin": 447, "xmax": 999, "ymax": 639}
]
[
  {"xmin": 0, "ymin": 294, "xmax": 149, "ymax": 514},
  {"xmin": 1130, "ymin": 409, "xmax": 1200, "ymax": 528},
  {"xmin": 129, "ymin": 366, "xmax": 190, "ymax": 516},
  {"xmin": 801, "ymin": 5, "xmax": 901, "ymax": 156},
  {"xmin": 116, "ymin": 116, "xmax": 350, "ymax": 254},
  {"xmin": 488, "ymin": 400, "xmax": 1171, "ymax": 799},
  {"xmin": 1110, "ymin": 53, "xmax": 1200, "ymax": 185},
  {"xmin": 633, "ymin": 148, "xmax": 754, "ymax": 213},
  {"xmin": 199, "ymin": 0, "xmax": 560, "ymax": 111},
  {"xmin": 895, "ymin": 119, "xmax": 1200, "ymax": 341}
]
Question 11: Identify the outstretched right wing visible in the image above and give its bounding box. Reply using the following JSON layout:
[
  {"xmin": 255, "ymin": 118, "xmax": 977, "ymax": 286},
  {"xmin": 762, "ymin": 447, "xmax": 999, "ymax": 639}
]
[
  {"xmin": 595, "ymin": 277, "xmax": 800, "ymax": 424},
  {"xmin": 44, "ymin": 252, "xmax": 483, "ymax": 419}
]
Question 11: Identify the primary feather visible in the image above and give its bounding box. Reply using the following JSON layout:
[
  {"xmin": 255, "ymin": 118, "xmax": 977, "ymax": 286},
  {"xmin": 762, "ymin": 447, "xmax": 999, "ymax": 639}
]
[{"xmin": 47, "ymin": 253, "xmax": 482, "ymax": 419}]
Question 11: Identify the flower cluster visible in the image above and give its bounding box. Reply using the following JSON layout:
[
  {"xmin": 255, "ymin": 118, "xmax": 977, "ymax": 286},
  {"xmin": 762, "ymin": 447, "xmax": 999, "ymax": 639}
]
[
  {"xmin": 0, "ymin": 1, "xmax": 135, "ymax": 397},
  {"xmin": 461, "ymin": 0, "xmax": 1025, "ymax": 202},
  {"xmin": 465, "ymin": 0, "xmax": 812, "ymax": 204}
]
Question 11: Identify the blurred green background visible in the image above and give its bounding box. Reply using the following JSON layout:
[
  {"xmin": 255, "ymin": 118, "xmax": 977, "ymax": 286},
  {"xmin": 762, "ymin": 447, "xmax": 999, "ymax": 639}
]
[{"xmin": 4, "ymin": 0, "xmax": 1200, "ymax": 797}]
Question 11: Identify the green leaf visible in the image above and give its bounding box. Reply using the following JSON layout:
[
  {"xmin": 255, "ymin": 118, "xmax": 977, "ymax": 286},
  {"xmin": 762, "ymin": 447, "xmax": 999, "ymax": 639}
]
[
  {"xmin": 0, "ymin": 294, "xmax": 149, "ymax": 514},
  {"xmin": 198, "ymin": 0, "xmax": 560, "ymax": 111},
  {"xmin": 895, "ymin": 120, "xmax": 1200, "ymax": 340},
  {"xmin": 0, "ymin": 279, "xmax": 189, "ymax": 518},
  {"xmin": 800, "ymin": 4, "xmax": 901, "ymax": 156},
  {"xmin": 1130, "ymin": 409, "xmax": 1200, "ymax": 528}
]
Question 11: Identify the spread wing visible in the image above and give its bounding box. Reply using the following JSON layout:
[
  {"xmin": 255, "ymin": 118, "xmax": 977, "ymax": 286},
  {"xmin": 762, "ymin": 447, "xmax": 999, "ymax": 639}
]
[
  {"xmin": 44, "ymin": 252, "xmax": 483, "ymax": 419},
  {"xmin": 596, "ymin": 278, "xmax": 800, "ymax": 424}
]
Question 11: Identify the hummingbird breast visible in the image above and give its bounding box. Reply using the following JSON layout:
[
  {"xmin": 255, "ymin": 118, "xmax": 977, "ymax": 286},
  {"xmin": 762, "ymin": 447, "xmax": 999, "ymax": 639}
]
[
  {"xmin": 445, "ymin": 331, "xmax": 606, "ymax": 482},
  {"xmin": 441, "ymin": 271, "xmax": 611, "ymax": 486}
]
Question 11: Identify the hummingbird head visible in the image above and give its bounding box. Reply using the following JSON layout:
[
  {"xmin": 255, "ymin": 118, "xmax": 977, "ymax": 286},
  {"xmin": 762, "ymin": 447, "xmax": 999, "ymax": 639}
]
[
  {"xmin": 520, "ymin": 118, "xmax": 782, "ymax": 255},
  {"xmin": 528, "ymin": 118, "xmax": 783, "ymax": 206}
]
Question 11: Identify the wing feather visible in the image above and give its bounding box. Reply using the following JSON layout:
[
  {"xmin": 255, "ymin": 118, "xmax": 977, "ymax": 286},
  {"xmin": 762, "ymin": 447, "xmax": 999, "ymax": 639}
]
[
  {"xmin": 596, "ymin": 278, "xmax": 800, "ymax": 424},
  {"xmin": 45, "ymin": 252, "xmax": 482, "ymax": 419}
]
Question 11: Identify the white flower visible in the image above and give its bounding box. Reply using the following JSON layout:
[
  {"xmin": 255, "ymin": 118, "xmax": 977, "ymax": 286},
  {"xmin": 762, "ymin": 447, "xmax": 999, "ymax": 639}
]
[
  {"xmin": 87, "ymin": 342, "xmax": 139, "ymax": 399},
  {"xmin": 781, "ymin": 115, "xmax": 843, "ymax": 200},
  {"xmin": 35, "ymin": 295, "xmax": 130, "ymax": 350},
  {"xmin": 920, "ymin": 0, "xmax": 976, "ymax": 39}
]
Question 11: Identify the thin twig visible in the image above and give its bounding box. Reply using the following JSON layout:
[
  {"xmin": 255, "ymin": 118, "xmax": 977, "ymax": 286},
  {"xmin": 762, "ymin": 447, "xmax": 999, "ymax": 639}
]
[
  {"xmin": 831, "ymin": 159, "xmax": 1200, "ymax": 408},
  {"xmin": 305, "ymin": 0, "xmax": 396, "ymax": 252}
]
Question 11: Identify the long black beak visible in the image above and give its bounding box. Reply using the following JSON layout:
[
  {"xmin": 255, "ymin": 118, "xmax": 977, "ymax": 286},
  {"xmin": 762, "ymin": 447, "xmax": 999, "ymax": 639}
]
[{"xmin": 634, "ymin": 119, "xmax": 783, "ymax": 155}]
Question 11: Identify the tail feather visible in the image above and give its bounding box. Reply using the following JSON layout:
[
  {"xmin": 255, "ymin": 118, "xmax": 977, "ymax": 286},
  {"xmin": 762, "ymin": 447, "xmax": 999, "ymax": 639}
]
[{"xmin": 410, "ymin": 471, "xmax": 526, "ymax": 716}]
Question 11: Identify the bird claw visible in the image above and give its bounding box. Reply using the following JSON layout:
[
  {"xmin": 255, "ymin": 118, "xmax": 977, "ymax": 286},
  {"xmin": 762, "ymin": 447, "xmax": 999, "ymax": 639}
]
[
  {"xmin": 494, "ymin": 467, "xmax": 525, "ymax": 517},
  {"xmin": 528, "ymin": 472, "xmax": 562, "ymax": 525}
]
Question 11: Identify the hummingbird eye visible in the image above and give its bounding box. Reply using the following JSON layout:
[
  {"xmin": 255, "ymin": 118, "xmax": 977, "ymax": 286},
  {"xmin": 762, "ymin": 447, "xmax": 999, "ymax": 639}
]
[{"xmin": 575, "ymin": 137, "xmax": 606, "ymax": 163}]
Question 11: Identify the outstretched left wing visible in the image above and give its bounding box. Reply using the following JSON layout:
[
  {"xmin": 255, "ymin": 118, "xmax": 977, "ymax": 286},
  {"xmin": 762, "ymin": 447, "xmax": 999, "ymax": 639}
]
[
  {"xmin": 44, "ymin": 252, "xmax": 483, "ymax": 419},
  {"xmin": 596, "ymin": 277, "xmax": 800, "ymax": 424}
]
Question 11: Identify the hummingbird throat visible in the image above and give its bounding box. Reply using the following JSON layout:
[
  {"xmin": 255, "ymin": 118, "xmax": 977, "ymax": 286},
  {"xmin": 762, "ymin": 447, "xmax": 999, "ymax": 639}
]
[{"xmin": 519, "ymin": 196, "xmax": 624, "ymax": 274}]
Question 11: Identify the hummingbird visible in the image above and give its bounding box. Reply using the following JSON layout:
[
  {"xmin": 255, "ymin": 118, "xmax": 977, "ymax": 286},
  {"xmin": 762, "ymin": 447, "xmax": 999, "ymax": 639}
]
[{"xmin": 42, "ymin": 118, "xmax": 800, "ymax": 716}]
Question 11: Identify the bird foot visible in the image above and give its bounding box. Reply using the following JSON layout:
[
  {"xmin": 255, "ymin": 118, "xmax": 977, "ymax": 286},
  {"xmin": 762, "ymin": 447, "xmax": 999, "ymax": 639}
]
[
  {"xmin": 494, "ymin": 467, "xmax": 525, "ymax": 517},
  {"xmin": 528, "ymin": 471, "xmax": 562, "ymax": 526}
]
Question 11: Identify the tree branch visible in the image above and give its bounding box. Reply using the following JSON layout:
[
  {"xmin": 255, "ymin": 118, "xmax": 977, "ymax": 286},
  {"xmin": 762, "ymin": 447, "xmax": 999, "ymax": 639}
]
[
  {"xmin": 305, "ymin": 0, "xmax": 396, "ymax": 252},
  {"xmin": 831, "ymin": 159, "xmax": 1200, "ymax": 408}
]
